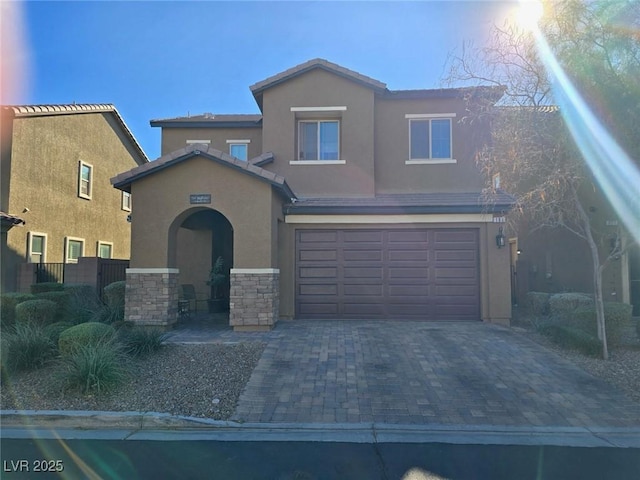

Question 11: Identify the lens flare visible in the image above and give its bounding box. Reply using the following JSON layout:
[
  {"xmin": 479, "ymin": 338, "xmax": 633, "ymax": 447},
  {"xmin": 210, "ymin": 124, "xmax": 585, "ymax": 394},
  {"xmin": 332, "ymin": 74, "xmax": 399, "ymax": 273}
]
[{"xmin": 528, "ymin": 22, "xmax": 640, "ymax": 243}]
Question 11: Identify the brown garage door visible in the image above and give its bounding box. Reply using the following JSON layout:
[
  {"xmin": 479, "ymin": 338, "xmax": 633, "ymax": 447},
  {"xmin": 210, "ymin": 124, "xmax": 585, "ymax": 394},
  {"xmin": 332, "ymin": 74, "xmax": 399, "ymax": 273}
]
[{"xmin": 295, "ymin": 228, "xmax": 480, "ymax": 320}]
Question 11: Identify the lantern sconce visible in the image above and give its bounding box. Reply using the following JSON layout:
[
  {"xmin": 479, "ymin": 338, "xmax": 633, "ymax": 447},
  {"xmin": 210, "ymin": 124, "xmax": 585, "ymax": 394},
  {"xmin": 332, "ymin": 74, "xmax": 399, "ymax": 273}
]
[{"xmin": 496, "ymin": 227, "xmax": 506, "ymax": 249}]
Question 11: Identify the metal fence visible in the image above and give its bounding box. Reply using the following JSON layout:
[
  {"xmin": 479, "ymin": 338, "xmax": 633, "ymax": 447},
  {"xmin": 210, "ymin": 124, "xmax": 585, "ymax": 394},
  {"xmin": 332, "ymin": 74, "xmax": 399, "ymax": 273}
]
[
  {"xmin": 98, "ymin": 259, "xmax": 129, "ymax": 300},
  {"xmin": 34, "ymin": 263, "xmax": 65, "ymax": 283}
]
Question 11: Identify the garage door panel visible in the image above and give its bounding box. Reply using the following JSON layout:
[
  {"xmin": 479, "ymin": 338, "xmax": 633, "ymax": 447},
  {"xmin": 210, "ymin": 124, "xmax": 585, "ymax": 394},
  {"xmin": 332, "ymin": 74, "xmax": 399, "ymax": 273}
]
[
  {"xmin": 298, "ymin": 231, "xmax": 338, "ymax": 243},
  {"xmin": 296, "ymin": 228, "xmax": 479, "ymax": 320},
  {"xmin": 299, "ymin": 249, "xmax": 337, "ymax": 261},
  {"xmin": 343, "ymin": 284, "xmax": 384, "ymax": 296},
  {"xmin": 299, "ymin": 284, "xmax": 338, "ymax": 295},
  {"xmin": 299, "ymin": 267, "xmax": 337, "ymax": 278},
  {"xmin": 344, "ymin": 267, "xmax": 383, "ymax": 278},
  {"xmin": 388, "ymin": 285, "xmax": 429, "ymax": 296},
  {"xmin": 343, "ymin": 250, "xmax": 383, "ymax": 261}
]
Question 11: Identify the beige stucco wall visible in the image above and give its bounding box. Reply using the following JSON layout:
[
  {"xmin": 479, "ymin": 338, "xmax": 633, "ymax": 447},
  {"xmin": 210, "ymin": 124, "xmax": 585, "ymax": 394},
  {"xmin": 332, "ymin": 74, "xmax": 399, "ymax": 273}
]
[
  {"xmin": 129, "ymin": 155, "xmax": 279, "ymax": 271},
  {"xmin": 261, "ymin": 68, "xmax": 376, "ymax": 197},
  {"xmin": 2, "ymin": 112, "xmax": 142, "ymax": 291},
  {"xmin": 374, "ymin": 96, "xmax": 487, "ymax": 194},
  {"xmin": 160, "ymin": 127, "xmax": 262, "ymax": 159}
]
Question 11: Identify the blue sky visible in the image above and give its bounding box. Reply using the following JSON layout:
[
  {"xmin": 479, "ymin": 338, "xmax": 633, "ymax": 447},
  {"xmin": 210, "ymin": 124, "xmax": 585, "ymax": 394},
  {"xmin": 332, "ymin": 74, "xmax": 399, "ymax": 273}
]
[{"xmin": 4, "ymin": 1, "xmax": 514, "ymax": 160}]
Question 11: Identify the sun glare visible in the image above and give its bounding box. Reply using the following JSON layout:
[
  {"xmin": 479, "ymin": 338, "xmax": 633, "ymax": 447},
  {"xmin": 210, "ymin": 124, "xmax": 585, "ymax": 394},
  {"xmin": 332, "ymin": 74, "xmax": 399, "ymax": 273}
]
[{"xmin": 516, "ymin": 0, "xmax": 544, "ymax": 32}]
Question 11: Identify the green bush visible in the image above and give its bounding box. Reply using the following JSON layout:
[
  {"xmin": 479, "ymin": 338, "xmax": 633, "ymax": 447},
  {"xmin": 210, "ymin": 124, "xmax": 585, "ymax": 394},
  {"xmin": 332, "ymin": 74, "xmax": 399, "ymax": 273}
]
[
  {"xmin": 3, "ymin": 322, "xmax": 56, "ymax": 372},
  {"xmin": 0, "ymin": 292, "xmax": 36, "ymax": 328},
  {"xmin": 549, "ymin": 293, "xmax": 593, "ymax": 318},
  {"xmin": 58, "ymin": 322, "xmax": 116, "ymax": 356},
  {"xmin": 56, "ymin": 340, "xmax": 127, "ymax": 394},
  {"xmin": 525, "ymin": 292, "xmax": 551, "ymax": 315},
  {"xmin": 15, "ymin": 299, "xmax": 57, "ymax": 326},
  {"xmin": 118, "ymin": 327, "xmax": 168, "ymax": 357},
  {"xmin": 34, "ymin": 291, "xmax": 71, "ymax": 323},
  {"xmin": 572, "ymin": 302, "xmax": 633, "ymax": 347},
  {"xmin": 537, "ymin": 323, "xmax": 602, "ymax": 356},
  {"xmin": 64, "ymin": 284, "xmax": 101, "ymax": 324},
  {"xmin": 91, "ymin": 303, "xmax": 125, "ymax": 324},
  {"xmin": 43, "ymin": 322, "xmax": 73, "ymax": 350},
  {"xmin": 103, "ymin": 281, "xmax": 125, "ymax": 309},
  {"xmin": 30, "ymin": 282, "xmax": 65, "ymax": 294}
]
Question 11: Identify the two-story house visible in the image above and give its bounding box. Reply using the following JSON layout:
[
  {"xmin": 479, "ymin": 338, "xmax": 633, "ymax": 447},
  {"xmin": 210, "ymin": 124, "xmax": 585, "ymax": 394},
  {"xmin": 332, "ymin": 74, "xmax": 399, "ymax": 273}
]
[
  {"xmin": 112, "ymin": 59, "xmax": 514, "ymax": 331},
  {"xmin": 1, "ymin": 104, "xmax": 149, "ymax": 293}
]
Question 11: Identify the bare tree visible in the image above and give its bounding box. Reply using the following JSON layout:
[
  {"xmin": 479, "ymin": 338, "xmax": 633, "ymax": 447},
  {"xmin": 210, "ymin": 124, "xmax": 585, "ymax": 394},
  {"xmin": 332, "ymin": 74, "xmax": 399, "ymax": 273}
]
[{"xmin": 444, "ymin": 0, "xmax": 639, "ymax": 359}]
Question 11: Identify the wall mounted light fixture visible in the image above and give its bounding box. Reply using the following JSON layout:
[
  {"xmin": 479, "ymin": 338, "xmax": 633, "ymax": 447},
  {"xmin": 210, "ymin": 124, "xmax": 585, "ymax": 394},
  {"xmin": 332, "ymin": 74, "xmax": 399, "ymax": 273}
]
[{"xmin": 496, "ymin": 227, "xmax": 506, "ymax": 248}]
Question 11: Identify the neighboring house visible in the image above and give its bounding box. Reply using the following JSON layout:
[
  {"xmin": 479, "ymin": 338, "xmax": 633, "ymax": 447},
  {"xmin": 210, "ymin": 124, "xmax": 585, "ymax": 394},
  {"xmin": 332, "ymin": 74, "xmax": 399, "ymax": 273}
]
[
  {"xmin": 0, "ymin": 104, "xmax": 149, "ymax": 293},
  {"xmin": 112, "ymin": 58, "xmax": 514, "ymax": 331}
]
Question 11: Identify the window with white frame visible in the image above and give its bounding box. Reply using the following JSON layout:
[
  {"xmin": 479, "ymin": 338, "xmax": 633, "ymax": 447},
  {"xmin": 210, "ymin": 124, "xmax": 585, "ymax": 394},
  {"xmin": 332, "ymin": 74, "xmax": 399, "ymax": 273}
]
[
  {"xmin": 407, "ymin": 115, "xmax": 455, "ymax": 161},
  {"xmin": 122, "ymin": 191, "xmax": 131, "ymax": 211},
  {"xmin": 97, "ymin": 242, "xmax": 113, "ymax": 259},
  {"xmin": 227, "ymin": 140, "xmax": 249, "ymax": 161},
  {"xmin": 28, "ymin": 232, "xmax": 47, "ymax": 263},
  {"xmin": 65, "ymin": 237, "xmax": 84, "ymax": 263},
  {"xmin": 298, "ymin": 120, "xmax": 339, "ymax": 161},
  {"xmin": 78, "ymin": 161, "xmax": 93, "ymax": 199}
]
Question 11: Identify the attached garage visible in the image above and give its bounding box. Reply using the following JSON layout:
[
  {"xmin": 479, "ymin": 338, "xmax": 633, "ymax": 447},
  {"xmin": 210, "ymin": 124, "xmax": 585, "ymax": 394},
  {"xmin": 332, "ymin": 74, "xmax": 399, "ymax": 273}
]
[{"xmin": 295, "ymin": 228, "xmax": 480, "ymax": 320}]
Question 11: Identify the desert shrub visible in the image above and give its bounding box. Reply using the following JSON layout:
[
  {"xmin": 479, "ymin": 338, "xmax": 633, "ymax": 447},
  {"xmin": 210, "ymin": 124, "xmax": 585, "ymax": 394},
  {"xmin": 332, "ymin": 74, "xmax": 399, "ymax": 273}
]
[
  {"xmin": 103, "ymin": 281, "xmax": 125, "ymax": 309},
  {"xmin": 3, "ymin": 322, "xmax": 56, "ymax": 372},
  {"xmin": 572, "ymin": 302, "xmax": 633, "ymax": 347},
  {"xmin": 56, "ymin": 340, "xmax": 127, "ymax": 394},
  {"xmin": 118, "ymin": 327, "xmax": 168, "ymax": 357},
  {"xmin": 549, "ymin": 293, "xmax": 593, "ymax": 319},
  {"xmin": 34, "ymin": 291, "xmax": 71, "ymax": 323},
  {"xmin": 95, "ymin": 281, "xmax": 126, "ymax": 324},
  {"xmin": 43, "ymin": 322, "xmax": 73, "ymax": 350},
  {"xmin": 525, "ymin": 292, "xmax": 551, "ymax": 316},
  {"xmin": 0, "ymin": 292, "xmax": 36, "ymax": 328},
  {"xmin": 15, "ymin": 299, "xmax": 57, "ymax": 326},
  {"xmin": 58, "ymin": 322, "xmax": 116, "ymax": 356},
  {"xmin": 64, "ymin": 284, "xmax": 101, "ymax": 324},
  {"xmin": 537, "ymin": 323, "xmax": 601, "ymax": 356},
  {"xmin": 30, "ymin": 282, "xmax": 65, "ymax": 294}
]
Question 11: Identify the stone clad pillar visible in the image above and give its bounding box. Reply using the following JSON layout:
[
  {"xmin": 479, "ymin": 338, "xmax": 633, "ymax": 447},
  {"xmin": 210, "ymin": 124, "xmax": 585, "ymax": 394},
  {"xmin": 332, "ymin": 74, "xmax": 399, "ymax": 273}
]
[
  {"xmin": 125, "ymin": 268, "xmax": 179, "ymax": 329},
  {"xmin": 230, "ymin": 268, "xmax": 279, "ymax": 331}
]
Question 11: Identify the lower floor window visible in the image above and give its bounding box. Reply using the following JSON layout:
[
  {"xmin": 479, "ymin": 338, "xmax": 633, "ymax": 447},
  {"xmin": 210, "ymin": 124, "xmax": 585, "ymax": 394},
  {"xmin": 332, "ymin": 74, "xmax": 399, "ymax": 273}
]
[
  {"xmin": 28, "ymin": 232, "xmax": 46, "ymax": 263},
  {"xmin": 65, "ymin": 238, "xmax": 84, "ymax": 263},
  {"xmin": 98, "ymin": 242, "xmax": 113, "ymax": 259}
]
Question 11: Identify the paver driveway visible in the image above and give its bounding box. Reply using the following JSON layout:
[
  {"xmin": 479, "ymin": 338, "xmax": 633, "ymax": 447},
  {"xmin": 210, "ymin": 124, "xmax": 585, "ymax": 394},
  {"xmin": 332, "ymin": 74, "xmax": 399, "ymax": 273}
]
[{"xmin": 171, "ymin": 319, "xmax": 640, "ymax": 427}]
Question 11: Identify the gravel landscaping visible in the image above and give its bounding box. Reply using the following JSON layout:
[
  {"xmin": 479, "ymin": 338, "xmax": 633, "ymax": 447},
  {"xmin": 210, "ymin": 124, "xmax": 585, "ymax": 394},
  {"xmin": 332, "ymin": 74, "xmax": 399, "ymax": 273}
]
[
  {"xmin": 1, "ymin": 342, "xmax": 265, "ymax": 420},
  {"xmin": 2, "ymin": 317, "xmax": 639, "ymax": 421}
]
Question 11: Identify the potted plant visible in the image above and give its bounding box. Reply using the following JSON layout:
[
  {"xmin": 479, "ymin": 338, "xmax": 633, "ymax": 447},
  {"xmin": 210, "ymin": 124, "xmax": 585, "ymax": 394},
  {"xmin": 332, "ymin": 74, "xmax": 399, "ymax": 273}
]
[{"xmin": 207, "ymin": 256, "xmax": 229, "ymax": 313}]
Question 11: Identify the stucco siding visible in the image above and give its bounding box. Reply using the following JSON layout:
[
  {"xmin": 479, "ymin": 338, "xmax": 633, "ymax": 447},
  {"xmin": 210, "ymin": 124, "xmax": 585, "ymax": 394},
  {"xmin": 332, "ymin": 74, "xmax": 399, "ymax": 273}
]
[
  {"xmin": 161, "ymin": 127, "xmax": 262, "ymax": 159},
  {"xmin": 261, "ymin": 69, "xmax": 376, "ymax": 197},
  {"xmin": 5, "ymin": 113, "xmax": 139, "ymax": 278},
  {"xmin": 374, "ymin": 96, "xmax": 487, "ymax": 194},
  {"xmin": 129, "ymin": 155, "xmax": 276, "ymax": 270}
]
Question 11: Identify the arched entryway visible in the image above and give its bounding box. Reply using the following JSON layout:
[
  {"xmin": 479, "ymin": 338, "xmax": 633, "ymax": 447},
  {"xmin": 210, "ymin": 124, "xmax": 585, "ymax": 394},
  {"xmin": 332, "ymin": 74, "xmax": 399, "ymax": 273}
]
[{"xmin": 168, "ymin": 207, "xmax": 233, "ymax": 311}]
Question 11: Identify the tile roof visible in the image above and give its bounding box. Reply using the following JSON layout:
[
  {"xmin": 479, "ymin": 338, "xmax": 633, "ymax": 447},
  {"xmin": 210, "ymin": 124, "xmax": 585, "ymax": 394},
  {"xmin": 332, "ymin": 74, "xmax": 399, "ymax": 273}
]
[
  {"xmin": 0, "ymin": 211, "xmax": 25, "ymax": 226},
  {"xmin": 285, "ymin": 192, "xmax": 515, "ymax": 215},
  {"xmin": 111, "ymin": 143, "xmax": 295, "ymax": 200},
  {"xmin": 2, "ymin": 104, "xmax": 149, "ymax": 164},
  {"xmin": 150, "ymin": 113, "xmax": 262, "ymax": 127}
]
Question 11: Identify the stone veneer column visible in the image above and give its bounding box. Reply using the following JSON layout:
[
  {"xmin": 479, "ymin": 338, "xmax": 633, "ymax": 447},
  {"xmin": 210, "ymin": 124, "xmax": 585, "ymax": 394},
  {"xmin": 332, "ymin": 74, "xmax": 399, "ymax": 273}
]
[
  {"xmin": 230, "ymin": 268, "xmax": 279, "ymax": 331},
  {"xmin": 125, "ymin": 268, "xmax": 179, "ymax": 329}
]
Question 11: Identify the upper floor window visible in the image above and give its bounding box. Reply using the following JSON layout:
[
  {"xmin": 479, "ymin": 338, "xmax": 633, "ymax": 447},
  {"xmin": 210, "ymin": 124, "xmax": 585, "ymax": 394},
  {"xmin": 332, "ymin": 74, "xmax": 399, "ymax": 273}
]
[
  {"xmin": 298, "ymin": 120, "xmax": 339, "ymax": 161},
  {"xmin": 493, "ymin": 173, "xmax": 501, "ymax": 190},
  {"xmin": 98, "ymin": 241, "xmax": 113, "ymax": 259},
  {"xmin": 65, "ymin": 237, "xmax": 84, "ymax": 263},
  {"xmin": 227, "ymin": 140, "xmax": 250, "ymax": 161},
  {"xmin": 28, "ymin": 232, "xmax": 46, "ymax": 263},
  {"xmin": 405, "ymin": 113, "xmax": 456, "ymax": 164},
  {"xmin": 78, "ymin": 161, "xmax": 93, "ymax": 199},
  {"xmin": 122, "ymin": 191, "xmax": 132, "ymax": 211}
]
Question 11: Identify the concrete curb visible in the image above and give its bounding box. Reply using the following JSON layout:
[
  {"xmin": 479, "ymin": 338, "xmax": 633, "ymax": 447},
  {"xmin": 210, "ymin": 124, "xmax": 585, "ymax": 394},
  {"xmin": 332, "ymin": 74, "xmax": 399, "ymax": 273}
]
[{"xmin": 2, "ymin": 410, "xmax": 640, "ymax": 448}]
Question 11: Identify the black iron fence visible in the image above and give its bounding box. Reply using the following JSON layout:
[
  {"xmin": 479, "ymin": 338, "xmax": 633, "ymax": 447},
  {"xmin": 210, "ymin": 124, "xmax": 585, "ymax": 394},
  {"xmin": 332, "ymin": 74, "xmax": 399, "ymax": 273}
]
[
  {"xmin": 35, "ymin": 262, "xmax": 65, "ymax": 283},
  {"xmin": 98, "ymin": 259, "xmax": 129, "ymax": 300}
]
